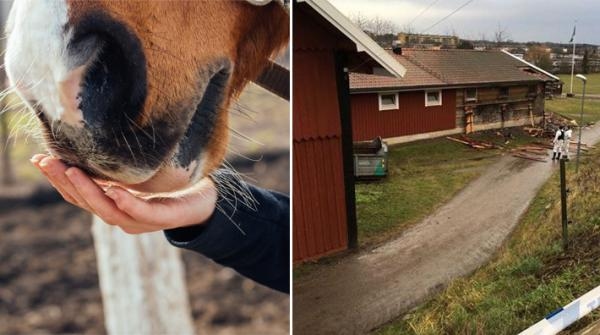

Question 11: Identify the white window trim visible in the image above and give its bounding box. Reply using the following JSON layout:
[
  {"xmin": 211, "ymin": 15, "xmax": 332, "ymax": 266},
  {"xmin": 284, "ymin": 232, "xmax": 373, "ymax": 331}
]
[
  {"xmin": 425, "ymin": 90, "xmax": 442, "ymax": 107},
  {"xmin": 378, "ymin": 92, "xmax": 399, "ymax": 111},
  {"xmin": 465, "ymin": 88, "xmax": 477, "ymax": 102}
]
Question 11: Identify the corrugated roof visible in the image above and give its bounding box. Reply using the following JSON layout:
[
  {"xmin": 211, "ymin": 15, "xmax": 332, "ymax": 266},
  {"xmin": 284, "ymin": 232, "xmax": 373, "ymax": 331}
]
[{"xmin": 350, "ymin": 49, "xmax": 558, "ymax": 91}]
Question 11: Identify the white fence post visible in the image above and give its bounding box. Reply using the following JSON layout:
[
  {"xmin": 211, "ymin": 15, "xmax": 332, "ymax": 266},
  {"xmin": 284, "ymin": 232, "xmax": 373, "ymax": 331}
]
[{"xmin": 92, "ymin": 216, "xmax": 195, "ymax": 335}]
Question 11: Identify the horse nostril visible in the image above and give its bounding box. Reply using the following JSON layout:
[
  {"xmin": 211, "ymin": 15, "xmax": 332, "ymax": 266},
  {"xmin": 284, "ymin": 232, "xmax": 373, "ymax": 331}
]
[
  {"xmin": 68, "ymin": 34, "xmax": 103, "ymax": 69},
  {"xmin": 69, "ymin": 13, "xmax": 147, "ymax": 128}
]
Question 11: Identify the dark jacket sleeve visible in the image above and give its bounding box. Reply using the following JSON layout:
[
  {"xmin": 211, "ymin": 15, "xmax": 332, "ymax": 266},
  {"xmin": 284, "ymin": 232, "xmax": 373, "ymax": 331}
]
[{"xmin": 164, "ymin": 174, "xmax": 289, "ymax": 294}]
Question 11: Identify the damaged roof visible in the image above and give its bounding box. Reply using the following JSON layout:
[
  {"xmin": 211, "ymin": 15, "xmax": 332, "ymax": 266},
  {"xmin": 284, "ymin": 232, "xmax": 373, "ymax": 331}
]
[{"xmin": 350, "ymin": 49, "xmax": 558, "ymax": 92}]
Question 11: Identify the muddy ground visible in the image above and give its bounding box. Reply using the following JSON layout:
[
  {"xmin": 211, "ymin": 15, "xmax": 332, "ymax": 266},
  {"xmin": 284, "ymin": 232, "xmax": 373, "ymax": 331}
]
[{"xmin": 0, "ymin": 84, "xmax": 290, "ymax": 334}]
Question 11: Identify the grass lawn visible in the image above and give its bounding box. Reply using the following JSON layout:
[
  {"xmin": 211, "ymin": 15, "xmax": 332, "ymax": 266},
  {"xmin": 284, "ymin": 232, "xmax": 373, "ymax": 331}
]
[
  {"xmin": 546, "ymin": 96, "xmax": 600, "ymax": 125},
  {"xmin": 558, "ymin": 73, "xmax": 600, "ymax": 96},
  {"xmin": 378, "ymin": 147, "xmax": 600, "ymax": 335},
  {"xmin": 546, "ymin": 74, "xmax": 600, "ymax": 125},
  {"xmin": 355, "ymin": 129, "xmax": 536, "ymax": 247}
]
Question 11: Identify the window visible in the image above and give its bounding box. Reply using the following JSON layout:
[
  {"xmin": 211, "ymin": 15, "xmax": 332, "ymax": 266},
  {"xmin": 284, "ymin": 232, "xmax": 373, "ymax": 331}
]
[
  {"xmin": 499, "ymin": 87, "xmax": 509, "ymax": 99},
  {"xmin": 465, "ymin": 88, "xmax": 477, "ymax": 102},
  {"xmin": 378, "ymin": 92, "xmax": 399, "ymax": 111},
  {"xmin": 425, "ymin": 90, "xmax": 442, "ymax": 107}
]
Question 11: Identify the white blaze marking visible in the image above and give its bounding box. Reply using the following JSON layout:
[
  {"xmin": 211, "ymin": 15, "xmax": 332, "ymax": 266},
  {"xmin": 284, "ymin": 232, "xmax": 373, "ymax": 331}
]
[{"xmin": 5, "ymin": 0, "xmax": 83, "ymax": 126}]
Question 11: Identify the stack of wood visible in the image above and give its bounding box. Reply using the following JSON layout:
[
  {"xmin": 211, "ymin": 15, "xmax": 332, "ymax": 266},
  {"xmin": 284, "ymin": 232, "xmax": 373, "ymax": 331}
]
[
  {"xmin": 542, "ymin": 112, "xmax": 578, "ymax": 138},
  {"xmin": 520, "ymin": 113, "xmax": 577, "ymax": 139},
  {"xmin": 510, "ymin": 141, "xmax": 594, "ymax": 163},
  {"xmin": 446, "ymin": 135, "xmax": 498, "ymax": 149}
]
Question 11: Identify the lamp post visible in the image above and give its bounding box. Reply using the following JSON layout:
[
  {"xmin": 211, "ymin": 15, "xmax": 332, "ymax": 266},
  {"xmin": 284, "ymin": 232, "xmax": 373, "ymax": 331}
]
[{"xmin": 575, "ymin": 74, "xmax": 587, "ymax": 172}]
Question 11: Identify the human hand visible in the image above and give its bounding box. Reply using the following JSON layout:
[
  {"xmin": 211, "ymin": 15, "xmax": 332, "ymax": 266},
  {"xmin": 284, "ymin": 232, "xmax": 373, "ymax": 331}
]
[{"xmin": 30, "ymin": 154, "xmax": 218, "ymax": 234}]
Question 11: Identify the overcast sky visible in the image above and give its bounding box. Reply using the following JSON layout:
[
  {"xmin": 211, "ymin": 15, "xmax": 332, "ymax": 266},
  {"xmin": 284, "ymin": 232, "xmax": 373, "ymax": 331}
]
[{"xmin": 329, "ymin": 0, "xmax": 600, "ymax": 45}]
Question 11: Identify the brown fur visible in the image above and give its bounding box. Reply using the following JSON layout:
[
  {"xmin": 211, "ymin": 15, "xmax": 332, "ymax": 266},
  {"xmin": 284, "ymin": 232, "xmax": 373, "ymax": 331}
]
[{"xmin": 65, "ymin": 1, "xmax": 289, "ymax": 176}]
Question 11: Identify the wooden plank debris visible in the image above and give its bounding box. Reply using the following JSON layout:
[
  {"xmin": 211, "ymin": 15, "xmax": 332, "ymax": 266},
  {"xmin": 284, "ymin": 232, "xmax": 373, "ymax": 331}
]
[{"xmin": 446, "ymin": 136, "xmax": 498, "ymax": 150}]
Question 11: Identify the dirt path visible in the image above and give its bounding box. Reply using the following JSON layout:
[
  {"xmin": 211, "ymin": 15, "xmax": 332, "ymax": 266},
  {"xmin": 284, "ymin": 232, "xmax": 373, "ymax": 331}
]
[{"xmin": 293, "ymin": 124, "xmax": 600, "ymax": 335}]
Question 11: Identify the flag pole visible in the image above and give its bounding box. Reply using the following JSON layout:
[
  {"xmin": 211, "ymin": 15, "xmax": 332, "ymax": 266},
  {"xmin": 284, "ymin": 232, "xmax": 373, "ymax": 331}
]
[{"xmin": 569, "ymin": 22, "xmax": 577, "ymax": 95}]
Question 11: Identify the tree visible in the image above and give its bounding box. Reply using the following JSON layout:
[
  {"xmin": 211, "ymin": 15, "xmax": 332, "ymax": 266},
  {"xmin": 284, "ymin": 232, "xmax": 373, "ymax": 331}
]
[
  {"xmin": 494, "ymin": 24, "xmax": 511, "ymax": 47},
  {"xmin": 525, "ymin": 45, "xmax": 553, "ymax": 72},
  {"xmin": 349, "ymin": 12, "xmax": 370, "ymax": 33},
  {"xmin": 349, "ymin": 12, "xmax": 398, "ymax": 47},
  {"xmin": 582, "ymin": 49, "xmax": 589, "ymax": 74}
]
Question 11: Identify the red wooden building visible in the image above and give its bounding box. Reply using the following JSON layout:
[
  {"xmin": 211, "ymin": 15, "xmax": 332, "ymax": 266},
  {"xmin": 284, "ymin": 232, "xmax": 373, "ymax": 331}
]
[
  {"xmin": 293, "ymin": 0, "xmax": 405, "ymax": 263},
  {"xmin": 350, "ymin": 49, "xmax": 559, "ymax": 143}
]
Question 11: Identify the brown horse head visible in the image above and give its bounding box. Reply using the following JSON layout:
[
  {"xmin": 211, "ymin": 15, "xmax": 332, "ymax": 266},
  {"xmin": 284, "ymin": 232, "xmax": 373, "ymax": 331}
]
[{"xmin": 5, "ymin": 0, "xmax": 288, "ymax": 192}]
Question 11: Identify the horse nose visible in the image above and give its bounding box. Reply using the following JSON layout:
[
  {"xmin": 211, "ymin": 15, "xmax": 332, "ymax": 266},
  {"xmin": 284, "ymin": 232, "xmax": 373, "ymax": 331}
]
[{"xmin": 67, "ymin": 14, "xmax": 147, "ymax": 128}]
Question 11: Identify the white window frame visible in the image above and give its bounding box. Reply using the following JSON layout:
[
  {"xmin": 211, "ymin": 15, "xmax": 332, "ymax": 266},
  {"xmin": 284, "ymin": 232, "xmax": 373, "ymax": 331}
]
[
  {"xmin": 464, "ymin": 88, "xmax": 477, "ymax": 102},
  {"xmin": 425, "ymin": 90, "xmax": 442, "ymax": 107},
  {"xmin": 378, "ymin": 92, "xmax": 399, "ymax": 111}
]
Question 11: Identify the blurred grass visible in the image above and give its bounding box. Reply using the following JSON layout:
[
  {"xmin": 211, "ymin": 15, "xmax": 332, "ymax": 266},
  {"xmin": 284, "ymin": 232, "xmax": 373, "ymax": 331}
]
[
  {"xmin": 0, "ymin": 93, "xmax": 45, "ymax": 184},
  {"xmin": 378, "ymin": 147, "xmax": 600, "ymax": 335}
]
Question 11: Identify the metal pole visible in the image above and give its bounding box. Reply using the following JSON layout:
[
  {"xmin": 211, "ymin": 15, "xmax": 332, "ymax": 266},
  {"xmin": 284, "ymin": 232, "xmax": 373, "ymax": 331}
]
[
  {"xmin": 560, "ymin": 158, "xmax": 568, "ymax": 251},
  {"xmin": 570, "ymin": 43, "xmax": 576, "ymax": 94},
  {"xmin": 570, "ymin": 30, "xmax": 576, "ymax": 95},
  {"xmin": 576, "ymin": 80, "xmax": 586, "ymax": 172}
]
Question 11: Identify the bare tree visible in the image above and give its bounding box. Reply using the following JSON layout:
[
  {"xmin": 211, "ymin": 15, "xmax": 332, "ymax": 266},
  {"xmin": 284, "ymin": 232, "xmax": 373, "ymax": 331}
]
[
  {"xmin": 370, "ymin": 15, "xmax": 397, "ymax": 36},
  {"xmin": 349, "ymin": 12, "xmax": 370, "ymax": 33},
  {"xmin": 350, "ymin": 13, "xmax": 398, "ymax": 47},
  {"xmin": 494, "ymin": 24, "xmax": 511, "ymax": 47},
  {"xmin": 350, "ymin": 12, "xmax": 397, "ymax": 36}
]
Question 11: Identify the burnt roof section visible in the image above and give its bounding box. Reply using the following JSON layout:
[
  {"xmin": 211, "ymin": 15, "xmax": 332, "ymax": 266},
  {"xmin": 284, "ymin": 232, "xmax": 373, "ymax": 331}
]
[{"xmin": 350, "ymin": 49, "xmax": 558, "ymax": 92}]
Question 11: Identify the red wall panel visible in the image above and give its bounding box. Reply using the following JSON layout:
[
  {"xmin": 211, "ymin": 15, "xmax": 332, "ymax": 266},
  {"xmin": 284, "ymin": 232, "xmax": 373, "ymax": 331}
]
[
  {"xmin": 351, "ymin": 90, "xmax": 456, "ymax": 141},
  {"xmin": 293, "ymin": 138, "xmax": 348, "ymax": 262},
  {"xmin": 292, "ymin": 7, "xmax": 349, "ymax": 262}
]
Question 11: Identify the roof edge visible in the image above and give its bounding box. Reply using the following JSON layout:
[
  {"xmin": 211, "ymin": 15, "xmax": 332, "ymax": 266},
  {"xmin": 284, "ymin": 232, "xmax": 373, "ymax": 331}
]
[
  {"xmin": 350, "ymin": 80, "xmax": 546, "ymax": 94},
  {"xmin": 297, "ymin": 0, "xmax": 406, "ymax": 78},
  {"xmin": 501, "ymin": 50, "xmax": 560, "ymax": 81}
]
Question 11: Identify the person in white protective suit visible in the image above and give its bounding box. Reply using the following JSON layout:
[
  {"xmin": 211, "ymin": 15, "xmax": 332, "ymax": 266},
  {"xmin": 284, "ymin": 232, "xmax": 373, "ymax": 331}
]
[
  {"xmin": 552, "ymin": 126, "xmax": 565, "ymax": 161},
  {"xmin": 562, "ymin": 125, "xmax": 573, "ymax": 161}
]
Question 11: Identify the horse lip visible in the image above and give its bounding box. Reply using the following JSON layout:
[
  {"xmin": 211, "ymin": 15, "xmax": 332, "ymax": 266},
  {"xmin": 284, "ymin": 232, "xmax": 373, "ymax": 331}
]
[{"xmin": 174, "ymin": 61, "xmax": 232, "ymax": 170}]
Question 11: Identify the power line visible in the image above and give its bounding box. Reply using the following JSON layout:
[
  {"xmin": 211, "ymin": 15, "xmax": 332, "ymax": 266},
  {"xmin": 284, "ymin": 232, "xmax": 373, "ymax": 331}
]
[
  {"xmin": 407, "ymin": 0, "xmax": 440, "ymax": 27},
  {"xmin": 421, "ymin": 0, "xmax": 475, "ymax": 34}
]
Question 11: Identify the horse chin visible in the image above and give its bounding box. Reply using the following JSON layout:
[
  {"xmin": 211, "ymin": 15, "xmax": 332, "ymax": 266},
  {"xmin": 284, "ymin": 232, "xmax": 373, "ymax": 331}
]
[{"xmin": 119, "ymin": 161, "xmax": 203, "ymax": 194}]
